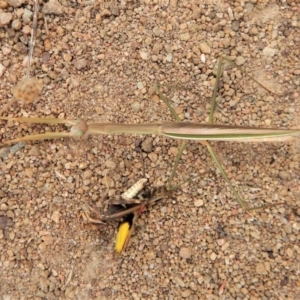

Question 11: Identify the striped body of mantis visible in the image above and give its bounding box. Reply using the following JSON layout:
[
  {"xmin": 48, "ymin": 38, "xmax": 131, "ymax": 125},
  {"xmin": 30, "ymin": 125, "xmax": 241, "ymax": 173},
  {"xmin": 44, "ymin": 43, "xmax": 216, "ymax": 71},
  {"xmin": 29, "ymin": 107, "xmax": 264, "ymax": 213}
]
[
  {"xmin": 86, "ymin": 122, "xmax": 299, "ymax": 143},
  {"xmin": 1, "ymin": 118, "xmax": 299, "ymax": 144}
]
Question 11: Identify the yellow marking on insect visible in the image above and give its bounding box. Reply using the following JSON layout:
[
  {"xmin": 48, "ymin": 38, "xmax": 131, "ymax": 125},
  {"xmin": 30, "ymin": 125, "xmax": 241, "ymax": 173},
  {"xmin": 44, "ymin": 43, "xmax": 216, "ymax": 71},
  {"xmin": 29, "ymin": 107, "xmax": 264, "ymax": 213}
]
[
  {"xmin": 121, "ymin": 178, "xmax": 147, "ymax": 199},
  {"xmin": 115, "ymin": 221, "xmax": 130, "ymax": 253}
]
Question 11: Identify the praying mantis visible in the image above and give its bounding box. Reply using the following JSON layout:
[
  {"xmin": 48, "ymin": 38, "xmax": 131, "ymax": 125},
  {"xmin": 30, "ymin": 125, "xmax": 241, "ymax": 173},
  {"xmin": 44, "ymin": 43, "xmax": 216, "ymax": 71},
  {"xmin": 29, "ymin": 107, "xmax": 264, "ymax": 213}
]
[
  {"xmin": 0, "ymin": 57, "xmax": 299, "ymax": 212},
  {"xmin": 1, "ymin": 56, "xmax": 299, "ymax": 253}
]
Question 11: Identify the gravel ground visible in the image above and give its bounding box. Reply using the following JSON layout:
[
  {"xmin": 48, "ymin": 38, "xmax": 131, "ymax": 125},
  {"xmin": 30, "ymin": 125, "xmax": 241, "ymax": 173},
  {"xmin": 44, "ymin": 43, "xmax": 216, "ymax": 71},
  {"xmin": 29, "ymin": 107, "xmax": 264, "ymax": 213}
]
[{"xmin": 0, "ymin": 0, "xmax": 300, "ymax": 299}]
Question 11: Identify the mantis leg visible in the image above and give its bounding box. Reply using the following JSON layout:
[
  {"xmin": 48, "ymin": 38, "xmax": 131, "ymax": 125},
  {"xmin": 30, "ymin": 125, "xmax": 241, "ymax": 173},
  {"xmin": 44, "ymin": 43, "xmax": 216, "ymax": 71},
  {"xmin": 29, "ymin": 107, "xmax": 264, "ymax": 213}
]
[
  {"xmin": 207, "ymin": 57, "xmax": 285, "ymax": 210},
  {"xmin": 206, "ymin": 57, "xmax": 247, "ymax": 208},
  {"xmin": 155, "ymin": 57, "xmax": 248, "ymax": 208},
  {"xmin": 154, "ymin": 84, "xmax": 186, "ymax": 190}
]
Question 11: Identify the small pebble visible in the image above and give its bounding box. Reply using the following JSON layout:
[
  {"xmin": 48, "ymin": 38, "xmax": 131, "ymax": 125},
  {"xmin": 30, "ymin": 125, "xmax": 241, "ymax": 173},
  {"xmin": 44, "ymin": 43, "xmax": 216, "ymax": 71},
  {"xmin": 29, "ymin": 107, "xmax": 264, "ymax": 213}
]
[
  {"xmin": 9, "ymin": 231, "xmax": 15, "ymax": 240},
  {"xmin": 11, "ymin": 19, "xmax": 22, "ymax": 30},
  {"xmin": 264, "ymin": 119, "xmax": 271, "ymax": 126},
  {"xmin": 110, "ymin": 6, "xmax": 120, "ymax": 16},
  {"xmin": 166, "ymin": 53, "xmax": 172, "ymax": 62},
  {"xmin": 231, "ymin": 20, "xmax": 240, "ymax": 31},
  {"xmin": 74, "ymin": 58, "xmax": 87, "ymax": 70},
  {"xmin": 105, "ymin": 160, "xmax": 116, "ymax": 169},
  {"xmin": 179, "ymin": 33, "xmax": 191, "ymax": 41},
  {"xmin": 173, "ymin": 276, "xmax": 185, "ymax": 287},
  {"xmin": 7, "ymin": 0, "xmax": 24, "ymax": 8},
  {"xmin": 245, "ymin": 3, "xmax": 255, "ymax": 13},
  {"xmin": 256, "ymin": 263, "xmax": 268, "ymax": 275},
  {"xmin": 168, "ymin": 147, "xmax": 179, "ymax": 156},
  {"xmin": 139, "ymin": 51, "xmax": 149, "ymax": 60},
  {"xmin": 137, "ymin": 82, "xmax": 144, "ymax": 89},
  {"xmin": 10, "ymin": 142, "xmax": 25, "ymax": 154},
  {"xmin": 199, "ymin": 42, "xmax": 211, "ymax": 54},
  {"xmin": 22, "ymin": 8, "xmax": 32, "ymax": 24},
  {"xmin": 0, "ymin": 216, "xmax": 14, "ymax": 229},
  {"xmin": 131, "ymin": 101, "xmax": 141, "ymax": 112},
  {"xmin": 82, "ymin": 170, "xmax": 92, "ymax": 180},
  {"xmin": 0, "ymin": 0, "xmax": 8, "ymax": 9},
  {"xmin": 278, "ymin": 171, "xmax": 290, "ymax": 180},
  {"xmin": 42, "ymin": 235, "xmax": 54, "ymax": 246},
  {"xmin": 263, "ymin": 47, "xmax": 277, "ymax": 57},
  {"xmin": 153, "ymin": 26, "xmax": 162, "ymax": 37},
  {"xmin": 51, "ymin": 211, "xmax": 60, "ymax": 224},
  {"xmin": 0, "ymin": 12, "xmax": 12, "ymax": 26},
  {"xmin": 210, "ymin": 252, "xmax": 217, "ymax": 261},
  {"xmin": 179, "ymin": 247, "xmax": 192, "ymax": 259},
  {"xmin": 236, "ymin": 56, "xmax": 246, "ymax": 66},
  {"xmin": 24, "ymin": 168, "xmax": 34, "ymax": 178},
  {"xmin": 194, "ymin": 199, "xmax": 204, "ymax": 207},
  {"xmin": 148, "ymin": 152, "xmax": 157, "ymax": 163},
  {"xmin": 181, "ymin": 290, "xmax": 192, "ymax": 298},
  {"xmin": 42, "ymin": 0, "xmax": 65, "ymax": 15},
  {"xmin": 141, "ymin": 137, "xmax": 153, "ymax": 153},
  {"xmin": 192, "ymin": 5, "xmax": 201, "ymax": 20}
]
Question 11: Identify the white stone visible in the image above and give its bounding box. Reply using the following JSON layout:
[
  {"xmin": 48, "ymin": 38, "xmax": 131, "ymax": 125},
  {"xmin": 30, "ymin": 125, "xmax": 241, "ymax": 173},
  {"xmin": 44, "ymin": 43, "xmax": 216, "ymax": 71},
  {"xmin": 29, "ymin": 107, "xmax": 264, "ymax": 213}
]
[
  {"xmin": 263, "ymin": 47, "xmax": 277, "ymax": 57},
  {"xmin": 210, "ymin": 252, "xmax": 217, "ymax": 261},
  {"xmin": 139, "ymin": 51, "xmax": 149, "ymax": 60},
  {"xmin": 199, "ymin": 42, "xmax": 211, "ymax": 54},
  {"xmin": 194, "ymin": 199, "xmax": 204, "ymax": 207}
]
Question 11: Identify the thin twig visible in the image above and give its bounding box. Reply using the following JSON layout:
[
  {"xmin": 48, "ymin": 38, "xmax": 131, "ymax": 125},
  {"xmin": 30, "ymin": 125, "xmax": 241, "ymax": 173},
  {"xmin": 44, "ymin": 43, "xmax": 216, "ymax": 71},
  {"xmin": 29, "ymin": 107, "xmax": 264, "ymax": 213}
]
[{"xmin": 27, "ymin": 0, "xmax": 39, "ymax": 78}]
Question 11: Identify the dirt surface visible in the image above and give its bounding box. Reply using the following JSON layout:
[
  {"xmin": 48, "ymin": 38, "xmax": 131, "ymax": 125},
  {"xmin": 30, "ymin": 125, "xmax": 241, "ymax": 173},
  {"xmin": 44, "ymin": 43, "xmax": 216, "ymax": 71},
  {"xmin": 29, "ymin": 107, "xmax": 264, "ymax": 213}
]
[{"xmin": 0, "ymin": 0, "xmax": 300, "ymax": 299}]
